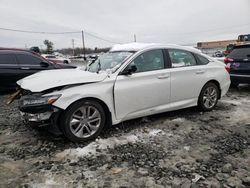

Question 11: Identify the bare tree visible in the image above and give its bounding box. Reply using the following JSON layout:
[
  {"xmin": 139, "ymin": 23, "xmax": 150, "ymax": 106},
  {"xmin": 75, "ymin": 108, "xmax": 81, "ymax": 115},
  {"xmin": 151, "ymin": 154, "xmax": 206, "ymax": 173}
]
[{"xmin": 43, "ymin": 40, "xmax": 54, "ymax": 54}]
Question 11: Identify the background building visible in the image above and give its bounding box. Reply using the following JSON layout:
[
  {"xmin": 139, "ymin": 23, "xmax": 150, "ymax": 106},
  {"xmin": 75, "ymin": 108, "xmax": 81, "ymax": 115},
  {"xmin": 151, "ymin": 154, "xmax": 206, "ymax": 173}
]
[{"xmin": 197, "ymin": 39, "xmax": 237, "ymax": 56}]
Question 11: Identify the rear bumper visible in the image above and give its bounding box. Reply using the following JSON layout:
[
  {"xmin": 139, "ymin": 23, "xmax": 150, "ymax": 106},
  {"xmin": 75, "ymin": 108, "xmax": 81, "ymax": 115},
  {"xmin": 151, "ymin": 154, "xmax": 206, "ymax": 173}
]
[{"xmin": 230, "ymin": 74, "xmax": 250, "ymax": 84}]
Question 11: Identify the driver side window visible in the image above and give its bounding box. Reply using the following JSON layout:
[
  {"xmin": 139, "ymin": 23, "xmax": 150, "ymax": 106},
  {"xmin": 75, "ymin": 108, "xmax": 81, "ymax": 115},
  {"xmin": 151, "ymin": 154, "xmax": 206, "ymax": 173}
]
[{"xmin": 127, "ymin": 49, "xmax": 164, "ymax": 73}]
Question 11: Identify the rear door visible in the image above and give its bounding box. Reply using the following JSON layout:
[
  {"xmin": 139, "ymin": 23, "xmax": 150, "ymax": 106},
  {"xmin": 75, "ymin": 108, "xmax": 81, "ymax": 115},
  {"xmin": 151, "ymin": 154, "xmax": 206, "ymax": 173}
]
[
  {"xmin": 0, "ymin": 53, "xmax": 20, "ymax": 90},
  {"xmin": 168, "ymin": 49, "xmax": 209, "ymax": 106},
  {"xmin": 227, "ymin": 46, "xmax": 250, "ymax": 75}
]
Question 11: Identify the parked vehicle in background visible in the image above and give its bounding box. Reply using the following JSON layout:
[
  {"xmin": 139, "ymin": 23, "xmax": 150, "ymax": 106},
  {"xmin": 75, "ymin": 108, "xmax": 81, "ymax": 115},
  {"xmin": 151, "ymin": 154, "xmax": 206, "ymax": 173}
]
[
  {"xmin": 224, "ymin": 34, "xmax": 250, "ymax": 56},
  {"xmin": 213, "ymin": 51, "xmax": 223, "ymax": 57},
  {"xmin": 238, "ymin": 34, "xmax": 250, "ymax": 42},
  {"xmin": 41, "ymin": 54, "xmax": 71, "ymax": 64},
  {"xmin": 0, "ymin": 48, "xmax": 76, "ymax": 91},
  {"xmin": 14, "ymin": 43, "xmax": 230, "ymax": 142},
  {"xmin": 224, "ymin": 44, "xmax": 250, "ymax": 87},
  {"xmin": 30, "ymin": 46, "xmax": 41, "ymax": 54}
]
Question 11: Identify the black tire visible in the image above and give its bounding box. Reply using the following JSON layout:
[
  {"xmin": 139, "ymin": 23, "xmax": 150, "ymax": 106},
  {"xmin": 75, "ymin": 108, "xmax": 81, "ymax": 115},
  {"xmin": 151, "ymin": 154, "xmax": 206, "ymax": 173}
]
[
  {"xmin": 60, "ymin": 100, "xmax": 106, "ymax": 142},
  {"xmin": 198, "ymin": 82, "xmax": 219, "ymax": 111},
  {"xmin": 63, "ymin": 60, "xmax": 69, "ymax": 64}
]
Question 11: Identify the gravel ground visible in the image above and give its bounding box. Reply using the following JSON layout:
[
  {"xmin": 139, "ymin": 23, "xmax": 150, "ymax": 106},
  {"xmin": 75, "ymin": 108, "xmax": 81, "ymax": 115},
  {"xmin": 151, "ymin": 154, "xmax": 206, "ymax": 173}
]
[{"xmin": 0, "ymin": 87, "xmax": 250, "ymax": 188}]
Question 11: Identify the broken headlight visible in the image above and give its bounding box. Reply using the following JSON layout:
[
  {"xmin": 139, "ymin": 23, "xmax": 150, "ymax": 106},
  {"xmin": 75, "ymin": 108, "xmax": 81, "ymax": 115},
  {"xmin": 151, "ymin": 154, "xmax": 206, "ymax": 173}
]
[{"xmin": 22, "ymin": 94, "xmax": 62, "ymax": 106}]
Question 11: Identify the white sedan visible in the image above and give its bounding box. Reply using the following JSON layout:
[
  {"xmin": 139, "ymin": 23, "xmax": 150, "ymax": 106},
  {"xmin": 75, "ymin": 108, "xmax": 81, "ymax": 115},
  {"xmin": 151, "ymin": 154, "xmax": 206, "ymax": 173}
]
[
  {"xmin": 41, "ymin": 54, "xmax": 71, "ymax": 64},
  {"xmin": 16, "ymin": 43, "xmax": 230, "ymax": 142}
]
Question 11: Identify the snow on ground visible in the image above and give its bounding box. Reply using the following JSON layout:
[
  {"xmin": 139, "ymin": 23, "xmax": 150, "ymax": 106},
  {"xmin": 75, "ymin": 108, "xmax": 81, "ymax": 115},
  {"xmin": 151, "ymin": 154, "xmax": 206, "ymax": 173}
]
[
  {"xmin": 1, "ymin": 87, "xmax": 250, "ymax": 187},
  {"xmin": 56, "ymin": 129, "xmax": 165, "ymax": 161},
  {"xmin": 171, "ymin": 117, "xmax": 186, "ymax": 123}
]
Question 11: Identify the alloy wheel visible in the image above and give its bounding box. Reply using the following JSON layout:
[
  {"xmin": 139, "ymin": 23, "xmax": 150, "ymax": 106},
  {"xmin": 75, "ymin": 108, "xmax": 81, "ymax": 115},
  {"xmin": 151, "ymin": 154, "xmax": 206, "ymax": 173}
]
[
  {"xmin": 203, "ymin": 86, "xmax": 218, "ymax": 109},
  {"xmin": 69, "ymin": 105, "xmax": 101, "ymax": 138}
]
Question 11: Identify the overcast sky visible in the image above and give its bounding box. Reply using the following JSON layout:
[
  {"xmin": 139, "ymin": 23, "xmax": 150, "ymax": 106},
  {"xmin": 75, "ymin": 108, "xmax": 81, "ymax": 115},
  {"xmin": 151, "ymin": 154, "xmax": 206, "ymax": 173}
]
[{"xmin": 0, "ymin": 0, "xmax": 250, "ymax": 49}]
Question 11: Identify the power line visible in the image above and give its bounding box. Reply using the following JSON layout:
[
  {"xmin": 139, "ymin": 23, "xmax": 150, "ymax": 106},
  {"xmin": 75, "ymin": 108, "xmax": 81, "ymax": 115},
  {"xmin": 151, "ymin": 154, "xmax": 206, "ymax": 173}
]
[
  {"xmin": 0, "ymin": 27, "xmax": 81, "ymax": 34},
  {"xmin": 84, "ymin": 31, "xmax": 121, "ymax": 44},
  {"xmin": 0, "ymin": 26, "xmax": 122, "ymax": 44}
]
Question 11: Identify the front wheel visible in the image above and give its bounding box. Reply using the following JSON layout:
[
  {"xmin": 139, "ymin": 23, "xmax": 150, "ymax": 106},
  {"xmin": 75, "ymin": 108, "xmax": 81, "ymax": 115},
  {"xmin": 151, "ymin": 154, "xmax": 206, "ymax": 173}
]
[
  {"xmin": 198, "ymin": 83, "xmax": 219, "ymax": 111},
  {"xmin": 60, "ymin": 100, "xmax": 106, "ymax": 142}
]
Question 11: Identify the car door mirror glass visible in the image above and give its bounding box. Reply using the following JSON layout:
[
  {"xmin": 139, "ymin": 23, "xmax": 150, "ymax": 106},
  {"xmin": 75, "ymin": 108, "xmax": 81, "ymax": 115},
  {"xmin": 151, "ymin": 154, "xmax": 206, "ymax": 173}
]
[
  {"xmin": 120, "ymin": 65, "xmax": 137, "ymax": 75},
  {"xmin": 40, "ymin": 62, "xmax": 49, "ymax": 68}
]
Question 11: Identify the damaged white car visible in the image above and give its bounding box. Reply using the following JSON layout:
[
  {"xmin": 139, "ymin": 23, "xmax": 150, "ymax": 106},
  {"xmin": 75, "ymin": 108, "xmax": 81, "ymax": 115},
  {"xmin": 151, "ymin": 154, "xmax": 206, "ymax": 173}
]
[{"xmin": 13, "ymin": 43, "xmax": 230, "ymax": 142}]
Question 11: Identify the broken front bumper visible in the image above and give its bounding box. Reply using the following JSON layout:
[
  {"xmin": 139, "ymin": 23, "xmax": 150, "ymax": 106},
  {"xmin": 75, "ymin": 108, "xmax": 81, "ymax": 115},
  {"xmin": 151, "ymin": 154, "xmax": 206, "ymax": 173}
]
[
  {"xmin": 19, "ymin": 94, "xmax": 63, "ymax": 135},
  {"xmin": 21, "ymin": 110, "xmax": 57, "ymax": 124}
]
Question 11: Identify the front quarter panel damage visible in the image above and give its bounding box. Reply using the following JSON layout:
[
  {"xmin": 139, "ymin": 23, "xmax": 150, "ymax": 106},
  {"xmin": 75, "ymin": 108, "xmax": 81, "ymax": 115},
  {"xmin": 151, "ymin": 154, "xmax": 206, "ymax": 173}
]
[{"xmin": 52, "ymin": 81, "xmax": 117, "ymax": 124}]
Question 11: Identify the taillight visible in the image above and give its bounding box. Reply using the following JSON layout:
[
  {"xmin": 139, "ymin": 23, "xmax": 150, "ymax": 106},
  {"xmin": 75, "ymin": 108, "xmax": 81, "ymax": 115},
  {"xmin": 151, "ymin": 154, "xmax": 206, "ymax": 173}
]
[
  {"xmin": 224, "ymin": 57, "xmax": 233, "ymax": 64},
  {"xmin": 225, "ymin": 63, "xmax": 230, "ymax": 73}
]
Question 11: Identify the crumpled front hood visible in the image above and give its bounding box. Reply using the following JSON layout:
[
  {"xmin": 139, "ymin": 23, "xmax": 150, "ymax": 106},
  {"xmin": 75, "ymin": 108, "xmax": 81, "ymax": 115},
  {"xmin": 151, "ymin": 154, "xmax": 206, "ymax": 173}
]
[{"xmin": 17, "ymin": 68, "xmax": 108, "ymax": 92}]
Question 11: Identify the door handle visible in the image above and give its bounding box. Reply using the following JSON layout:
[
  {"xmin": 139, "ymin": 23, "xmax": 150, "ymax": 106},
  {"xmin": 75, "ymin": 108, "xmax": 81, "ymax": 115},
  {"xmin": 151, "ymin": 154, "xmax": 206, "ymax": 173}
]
[
  {"xmin": 157, "ymin": 74, "xmax": 169, "ymax": 79},
  {"xmin": 20, "ymin": 67, "xmax": 30, "ymax": 70},
  {"xmin": 196, "ymin": 70, "xmax": 205, "ymax": 74}
]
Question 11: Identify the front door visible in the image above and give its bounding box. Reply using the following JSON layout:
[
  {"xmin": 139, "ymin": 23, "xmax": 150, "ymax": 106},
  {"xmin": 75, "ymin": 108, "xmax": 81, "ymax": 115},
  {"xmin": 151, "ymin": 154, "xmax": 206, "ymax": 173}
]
[{"xmin": 114, "ymin": 49, "xmax": 171, "ymax": 120}]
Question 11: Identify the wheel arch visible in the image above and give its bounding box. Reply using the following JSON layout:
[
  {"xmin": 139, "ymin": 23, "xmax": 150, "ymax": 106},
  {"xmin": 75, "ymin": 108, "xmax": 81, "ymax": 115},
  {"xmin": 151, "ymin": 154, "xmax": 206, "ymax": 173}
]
[
  {"xmin": 201, "ymin": 80, "xmax": 222, "ymax": 99},
  {"xmin": 63, "ymin": 97, "xmax": 112, "ymax": 128}
]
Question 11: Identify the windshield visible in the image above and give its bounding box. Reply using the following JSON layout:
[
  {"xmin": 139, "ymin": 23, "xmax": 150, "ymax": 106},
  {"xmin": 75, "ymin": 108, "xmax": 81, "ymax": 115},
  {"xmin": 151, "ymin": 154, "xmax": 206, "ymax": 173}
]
[{"xmin": 87, "ymin": 51, "xmax": 134, "ymax": 73}]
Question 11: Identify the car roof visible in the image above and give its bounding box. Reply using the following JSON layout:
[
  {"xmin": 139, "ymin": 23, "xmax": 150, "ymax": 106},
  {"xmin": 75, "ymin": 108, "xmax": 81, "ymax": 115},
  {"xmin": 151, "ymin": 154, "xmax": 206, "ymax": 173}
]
[
  {"xmin": 0, "ymin": 48, "xmax": 39, "ymax": 55},
  {"xmin": 110, "ymin": 42, "xmax": 202, "ymax": 54},
  {"xmin": 233, "ymin": 44, "xmax": 250, "ymax": 49},
  {"xmin": 0, "ymin": 48, "xmax": 52, "ymax": 62}
]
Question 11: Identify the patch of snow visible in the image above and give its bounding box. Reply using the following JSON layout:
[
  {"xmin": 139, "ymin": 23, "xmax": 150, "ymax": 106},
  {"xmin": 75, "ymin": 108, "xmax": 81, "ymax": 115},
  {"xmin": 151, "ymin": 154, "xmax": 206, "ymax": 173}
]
[
  {"xmin": 184, "ymin": 146, "xmax": 190, "ymax": 151},
  {"xmin": 110, "ymin": 42, "xmax": 157, "ymax": 52},
  {"xmin": 171, "ymin": 118, "xmax": 186, "ymax": 123},
  {"xmin": 56, "ymin": 129, "xmax": 168, "ymax": 161},
  {"xmin": 29, "ymin": 178, "xmax": 64, "ymax": 188},
  {"xmin": 148, "ymin": 129, "xmax": 163, "ymax": 136},
  {"xmin": 220, "ymin": 99, "xmax": 242, "ymax": 106},
  {"xmin": 55, "ymin": 134, "xmax": 139, "ymax": 160}
]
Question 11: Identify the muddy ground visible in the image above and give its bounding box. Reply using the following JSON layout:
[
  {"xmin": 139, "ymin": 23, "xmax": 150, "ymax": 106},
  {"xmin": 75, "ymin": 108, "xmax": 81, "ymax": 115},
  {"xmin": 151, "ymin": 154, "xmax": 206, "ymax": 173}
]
[{"xmin": 0, "ymin": 87, "xmax": 250, "ymax": 188}]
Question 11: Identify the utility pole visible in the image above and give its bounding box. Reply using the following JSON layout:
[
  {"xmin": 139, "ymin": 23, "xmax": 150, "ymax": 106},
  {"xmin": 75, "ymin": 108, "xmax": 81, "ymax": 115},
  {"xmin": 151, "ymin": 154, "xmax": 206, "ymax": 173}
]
[
  {"xmin": 81, "ymin": 30, "xmax": 86, "ymax": 59},
  {"xmin": 72, "ymin": 39, "xmax": 75, "ymax": 56},
  {"xmin": 134, "ymin": 34, "xmax": 137, "ymax": 42}
]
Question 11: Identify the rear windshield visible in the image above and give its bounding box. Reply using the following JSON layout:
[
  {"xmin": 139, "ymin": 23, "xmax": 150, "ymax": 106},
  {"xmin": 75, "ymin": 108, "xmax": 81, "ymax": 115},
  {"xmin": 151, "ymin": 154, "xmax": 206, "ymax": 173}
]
[{"xmin": 228, "ymin": 47, "xmax": 250, "ymax": 59}]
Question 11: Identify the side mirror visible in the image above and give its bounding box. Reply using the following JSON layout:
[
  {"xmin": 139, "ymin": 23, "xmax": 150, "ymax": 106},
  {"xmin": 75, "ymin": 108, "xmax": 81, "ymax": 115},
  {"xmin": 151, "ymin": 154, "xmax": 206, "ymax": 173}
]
[
  {"xmin": 120, "ymin": 65, "xmax": 137, "ymax": 75},
  {"xmin": 40, "ymin": 62, "xmax": 49, "ymax": 68}
]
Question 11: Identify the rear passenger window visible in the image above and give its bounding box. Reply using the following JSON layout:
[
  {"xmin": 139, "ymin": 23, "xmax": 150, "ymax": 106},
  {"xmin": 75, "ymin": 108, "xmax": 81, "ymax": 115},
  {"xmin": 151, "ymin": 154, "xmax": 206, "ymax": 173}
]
[
  {"xmin": 168, "ymin": 49, "xmax": 197, "ymax": 68},
  {"xmin": 16, "ymin": 54, "xmax": 42, "ymax": 65},
  {"xmin": 0, "ymin": 54, "xmax": 17, "ymax": 65},
  {"xmin": 196, "ymin": 54, "xmax": 209, "ymax": 65}
]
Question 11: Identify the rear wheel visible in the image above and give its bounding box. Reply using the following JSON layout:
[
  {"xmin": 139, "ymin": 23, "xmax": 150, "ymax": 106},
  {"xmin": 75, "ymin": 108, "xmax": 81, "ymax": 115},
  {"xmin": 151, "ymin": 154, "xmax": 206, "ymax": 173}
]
[
  {"xmin": 198, "ymin": 83, "xmax": 219, "ymax": 111},
  {"xmin": 61, "ymin": 100, "xmax": 106, "ymax": 142}
]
